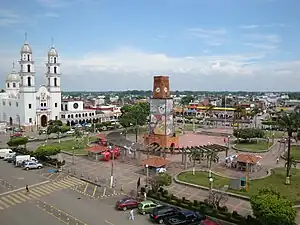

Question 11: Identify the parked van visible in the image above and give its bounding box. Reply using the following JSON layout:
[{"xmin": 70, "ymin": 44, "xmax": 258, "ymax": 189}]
[
  {"xmin": 0, "ymin": 149, "xmax": 13, "ymax": 159},
  {"xmin": 4, "ymin": 152, "xmax": 16, "ymax": 161},
  {"xmin": 15, "ymin": 155, "xmax": 37, "ymax": 167}
]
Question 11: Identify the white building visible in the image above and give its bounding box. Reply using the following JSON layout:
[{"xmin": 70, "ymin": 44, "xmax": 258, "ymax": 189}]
[{"xmin": 0, "ymin": 38, "xmax": 104, "ymax": 131}]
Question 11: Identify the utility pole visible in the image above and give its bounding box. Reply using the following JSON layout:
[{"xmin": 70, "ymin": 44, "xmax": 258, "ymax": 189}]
[{"xmin": 110, "ymin": 143, "xmax": 115, "ymax": 188}]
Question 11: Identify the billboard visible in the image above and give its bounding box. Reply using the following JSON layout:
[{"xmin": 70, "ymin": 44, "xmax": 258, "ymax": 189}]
[{"xmin": 149, "ymin": 99, "xmax": 174, "ymax": 135}]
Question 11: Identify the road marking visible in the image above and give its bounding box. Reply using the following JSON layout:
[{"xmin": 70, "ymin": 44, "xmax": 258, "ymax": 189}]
[
  {"xmin": 105, "ymin": 220, "xmax": 114, "ymax": 225},
  {"xmin": 0, "ymin": 199, "xmax": 10, "ymax": 208},
  {"xmin": 16, "ymin": 192, "xmax": 31, "ymax": 201},
  {"xmin": 48, "ymin": 173, "xmax": 54, "ymax": 179},
  {"xmin": 32, "ymin": 187, "xmax": 48, "ymax": 196},
  {"xmin": 0, "ymin": 205, "xmax": 4, "ymax": 210},
  {"xmin": 0, "ymin": 180, "xmax": 50, "ymax": 196},
  {"xmin": 6, "ymin": 195, "xmax": 21, "ymax": 204},
  {"xmin": 41, "ymin": 185, "xmax": 56, "ymax": 192},
  {"xmin": 92, "ymin": 186, "xmax": 97, "ymax": 197},
  {"xmin": 2, "ymin": 196, "xmax": 15, "ymax": 205},
  {"xmin": 28, "ymin": 191, "xmax": 42, "ymax": 198},
  {"xmin": 83, "ymin": 183, "xmax": 89, "ymax": 193},
  {"xmin": 35, "ymin": 186, "xmax": 51, "ymax": 195},
  {"xmin": 11, "ymin": 193, "xmax": 26, "ymax": 203}
]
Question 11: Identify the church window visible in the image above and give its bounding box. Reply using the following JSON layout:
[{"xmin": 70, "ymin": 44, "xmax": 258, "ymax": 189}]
[
  {"xmin": 28, "ymin": 104, "xmax": 32, "ymax": 109},
  {"xmin": 55, "ymin": 103, "xmax": 58, "ymax": 107},
  {"xmin": 55, "ymin": 116, "xmax": 58, "ymax": 120},
  {"xmin": 75, "ymin": 114, "xmax": 78, "ymax": 118},
  {"xmin": 16, "ymin": 102, "xmax": 18, "ymax": 107},
  {"xmin": 67, "ymin": 115, "xmax": 70, "ymax": 118},
  {"xmin": 64, "ymin": 105, "xmax": 68, "ymax": 111},
  {"xmin": 27, "ymin": 65, "xmax": 31, "ymax": 73},
  {"xmin": 48, "ymin": 78, "xmax": 50, "ymax": 86},
  {"xmin": 40, "ymin": 103, "xmax": 43, "ymax": 107},
  {"xmin": 48, "ymin": 67, "xmax": 50, "ymax": 73},
  {"xmin": 27, "ymin": 55, "xmax": 30, "ymax": 61},
  {"xmin": 29, "ymin": 118, "xmax": 32, "ymax": 123},
  {"xmin": 27, "ymin": 77, "xmax": 31, "ymax": 86},
  {"xmin": 71, "ymin": 114, "xmax": 74, "ymax": 118},
  {"xmin": 2, "ymin": 101, "xmax": 5, "ymax": 106},
  {"xmin": 54, "ymin": 67, "xmax": 57, "ymax": 74},
  {"xmin": 7, "ymin": 83, "xmax": 10, "ymax": 88},
  {"xmin": 9, "ymin": 102, "xmax": 11, "ymax": 106},
  {"xmin": 13, "ymin": 83, "xmax": 16, "ymax": 88},
  {"xmin": 54, "ymin": 57, "xmax": 57, "ymax": 63},
  {"xmin": 54, "ymin": 78, "xmax": 57, "ymax": 86}
]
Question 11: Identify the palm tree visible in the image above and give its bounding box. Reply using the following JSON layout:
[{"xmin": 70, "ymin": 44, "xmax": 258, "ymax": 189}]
[
  {"xmin": 205, "ymin": 105, "xmax": 215, "ymax": 126},
  {"xmin": 189, "ymin": 148, "xmax": 202, "ymax": 175},
  {"xmin": 277, "ymin": 110, "xmax": 300, "ymax": 184},
  {"xmin": 251, "ymin": 106, "xmax": 260, "ymax": 128},
  {"xmin": 233, "ymin": 106, "xmax": 246, "ymax": 128},
  {"xmin": 205, "ymin": 150, "xmax": 219, "ymax": 169}
]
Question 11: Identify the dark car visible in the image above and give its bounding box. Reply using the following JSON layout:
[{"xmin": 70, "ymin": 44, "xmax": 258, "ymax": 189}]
[
  {"xmin": 150, "ymin": 205, "xmax": 180, "ymax": 224},
  {"xmin": 115, "ymin": 197, "xmax": 139, "ymax": 211},
  {"xmin": 164, "ymin": 210, "xmax": 206, "ymax": 225}
]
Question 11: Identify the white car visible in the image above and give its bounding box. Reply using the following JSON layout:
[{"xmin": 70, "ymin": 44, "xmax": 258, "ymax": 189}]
[
  {"xmin": 23, "ymin": 161, "xmax": 43, "ymax": 170},
  {"xmin": 66, "ymin": 130, "xmax": 75, "ymax": 134}
]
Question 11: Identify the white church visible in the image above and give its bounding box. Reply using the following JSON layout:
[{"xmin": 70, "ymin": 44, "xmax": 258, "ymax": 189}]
[{"xmin": 0, "ymin": 37, "xmax": 103, "ymax": 131}]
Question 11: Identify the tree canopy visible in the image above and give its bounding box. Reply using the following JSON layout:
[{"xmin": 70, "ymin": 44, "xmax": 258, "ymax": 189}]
[
  {"xmin": 180, "ymin": 96, "xmax": 194, "ymax": 106},
  {"xmin": 149, "ymin": 173, "xmax": 172, "ymax": 192},
  {"xmin": 119, "ymin": 102, "xmax": 149, "ymax": 128},
  {"xmin": 7, "ymin": 137, "xmax": 28, "ymax": 148},
  {"xmin": 233, "ymin": 128, "xmax": 265, "ymax": 141},
  {"xmin": 47, "ymin": 120, "xmax": 70, "ymax": 136},
  {"xmin": 33, "ymin": 145, "xmax": 61, "ymax": 158},
  {"xmin": 250, "ymin": 188, "xmax": 296, "ymax": 225}
]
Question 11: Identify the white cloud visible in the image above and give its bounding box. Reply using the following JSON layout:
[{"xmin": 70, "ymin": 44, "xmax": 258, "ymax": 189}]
[
  {"xmin": 187, "ymin": 28, "xmax": 227, "ymax": 46},
  {"xmin": 35, "ymin": 0, "xmax": 71, "ymax": 8},
  {"xmin": 244, "ymin": 43, "xmax": 278, "ymax": 50},
  {"xmin": 0, "ymin": 10, "xmax": 22, "ymax": 26},
  {"xmin": 239, "ymin": 23, "xmax": 288, "ymax": 29},
  {"xmin": 239, "ymin": 25, "xmax": 259, "ymax": 29},
  {"xmin": 1, "ymin": 47, "xmax": 300, "ymax": 91}
]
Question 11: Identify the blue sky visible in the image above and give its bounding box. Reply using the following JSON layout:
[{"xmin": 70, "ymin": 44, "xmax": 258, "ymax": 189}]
[{"xmin": 0, "ymin": 0, "xmax": 300, "ymax": 91}]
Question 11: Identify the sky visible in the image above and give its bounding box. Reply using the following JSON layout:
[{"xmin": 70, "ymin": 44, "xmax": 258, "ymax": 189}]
[{"xmin": 0, "ymin": 0, "xmax": 300, "ymax": 91}]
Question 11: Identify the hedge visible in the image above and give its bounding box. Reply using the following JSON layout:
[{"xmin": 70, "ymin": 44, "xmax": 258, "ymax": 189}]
[{"xmin": 147, "ymin": 188, "xmax": 261, "ymax": 225}]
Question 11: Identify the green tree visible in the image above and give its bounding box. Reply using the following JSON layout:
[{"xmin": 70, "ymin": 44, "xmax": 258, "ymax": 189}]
[
  {"xmin": 188, "ymin": 148, "xmax": 203, "ymax": 174},
  {"xmin": 119, "ymin": 102, "xmax": 149, "ymax": 142},
  {"xmin": 277, "ymin": 110, "xmax": 300, "ymax": 184},
  {"xmin": 149, "ymin": 173, "xmax": 172, "ymax": 192},
  {"xmin": 47, "ymin": 120, "xmax": 69, "ymax": 141},
  {"xmin": 250, "ymin": 188, "xmax": 296, "ymax": 225},
  {"xmin": 251, "ymin": 106, "xmax": 260, "ymax": 128},
  {"xmin": 233, "ymin": 128, "xmax": 265, "ymax": 141},
  {"xmin": 180, "ymin": 96, "xmax": 194, "ymax": 106},
  {"xmin": 33, "ymin": 145, "xmax": 61, "ymax": 159},
  {"xmin": 7, "ymin": 137, "xmax": 28, "ymax": 149}
]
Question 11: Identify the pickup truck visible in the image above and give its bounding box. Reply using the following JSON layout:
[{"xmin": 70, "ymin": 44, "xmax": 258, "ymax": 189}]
[{"xmin": 163, "ymin": 210, "xmax": 205, "ymax": 225}]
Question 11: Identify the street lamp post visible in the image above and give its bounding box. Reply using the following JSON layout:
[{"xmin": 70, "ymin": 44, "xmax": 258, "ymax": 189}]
[
  {"xmin": 110, "ymin": 143, "xmax": 115, "ymax": 188},
  {"xmin": 72, "ymin": 147, "xmax": 75, "ymax": 165},
  {"xmin": 145, "ymin": 164, "xmax": 149, "ymax": 186},
  {"xmin": 209, "ymin": 177, "xmax": 213, "ymax": 194},
  {"xmin": 226, "ymin": 136, "xmax": 230, "ymax": 157}
]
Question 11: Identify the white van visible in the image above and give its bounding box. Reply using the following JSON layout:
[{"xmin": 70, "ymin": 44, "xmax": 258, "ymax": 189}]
[
  {"xmin": 15, "ymin": 155, "xmax": 37, "ymax": 167},
  {"xmin": 4, "ymin": 152, "xmax": 16, "ymax": 161},
  {"xmin": 0, "ymin": 149, "xmax": 13, "ymax": 159}
]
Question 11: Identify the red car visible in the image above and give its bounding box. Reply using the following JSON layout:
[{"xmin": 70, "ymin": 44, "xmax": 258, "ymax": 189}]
[
  {"xmin": 115, "ymin": 197, "xmax": 139, "ymax": 211},
  {"xmin": 11, "ymin": 132, "xmax": 22, "ymax": 137},
  {"xmin": 200, "ymin": 218, "xmax": 221, "ymax": 225}
]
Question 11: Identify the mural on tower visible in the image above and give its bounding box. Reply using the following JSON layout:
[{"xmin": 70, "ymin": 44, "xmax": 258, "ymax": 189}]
[{"xmin": 149, "ymin": 99, "xmax": 174, "ymax": 135}]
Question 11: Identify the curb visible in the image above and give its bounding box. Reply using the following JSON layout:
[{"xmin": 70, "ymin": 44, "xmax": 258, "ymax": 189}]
[
  {"xmin": 232, "ymin": 141, "xmax": 276, "ymax": 153},
  {"xmin": 61, "ymin": 151, "xmax": 87, "ymax": 156}
]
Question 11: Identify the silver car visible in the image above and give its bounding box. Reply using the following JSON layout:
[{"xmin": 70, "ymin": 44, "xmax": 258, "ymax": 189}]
[{"xmin": 23, "ymin": 161, "xmax": 43, "ymax": 170}]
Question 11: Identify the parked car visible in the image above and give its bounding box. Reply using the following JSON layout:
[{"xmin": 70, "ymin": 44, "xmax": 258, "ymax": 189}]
[
  {"xmin": 138, "ymin": 200, "xmax": 161, "ymax": 215},
  {"xmin": 150, "ymin": 205, "xmax": 180, "ymax": 224},
  {"xmin": 115, "ymin": 197, "xmax": 139, "ymax": 211},
  {"xmin": 23, "ymin": 161, "xmax": 43, "ymax": 170},
  {"xmin": 66, "ymin": 130, "xmax": 75, "ymax": 135},
  {"xmin": 11, "ymin": 132, "xmax": 22, "ymax": 137},
  {"xmin": 164, "ymin": 210, "xmax": 205, "ymax": 225}
]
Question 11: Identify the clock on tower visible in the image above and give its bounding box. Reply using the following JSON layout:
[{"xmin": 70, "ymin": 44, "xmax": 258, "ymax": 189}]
[{"xmin": 153, "ymin": 76, "xmax": 170, "ymax": 99}]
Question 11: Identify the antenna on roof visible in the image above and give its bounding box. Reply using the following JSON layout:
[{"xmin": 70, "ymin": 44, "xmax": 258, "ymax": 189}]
[
  {"xmin": 24, "ymin": 32, "xmax": 28, "ymax": 43},
  {"xmin": 12, "ymin": 62, "xmax": 15, "ymax": 72}
]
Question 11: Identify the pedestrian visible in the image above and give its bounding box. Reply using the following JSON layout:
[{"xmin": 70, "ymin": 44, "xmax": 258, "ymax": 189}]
[
  {"xmin": 25, "ymin": 185, "xmax": 29, "ymax": 193},
  {"xmin": 276, "ymin": 157, "xmax": 279, "ymax": 164},
  {"xmin": 129, "ymin": 209, "xmax": 134, "ymax": 220}
]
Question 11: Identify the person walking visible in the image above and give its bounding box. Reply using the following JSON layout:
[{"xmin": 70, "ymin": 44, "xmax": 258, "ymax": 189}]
[
  {"xmin": 25, "ymin": 185, "xmax": 29, "ymax": 193},
  {"xmin": 129, "ymin": 209, "xmax": 134, "ymax": 220},
  {"xmin": 276, "ymin": 157, "xmax": 279, "ymax": 164}
]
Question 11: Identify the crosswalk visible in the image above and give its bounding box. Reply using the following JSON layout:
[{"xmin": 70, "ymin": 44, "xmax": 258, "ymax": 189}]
[{"xmin": 0, "ymin": 176, "xmax": 86, "ymax": 211}]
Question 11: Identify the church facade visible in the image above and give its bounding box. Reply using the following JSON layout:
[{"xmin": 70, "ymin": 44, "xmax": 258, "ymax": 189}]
[{"xmin": 0, "ymin": 38, "xmax": 102, "ymax": 131}]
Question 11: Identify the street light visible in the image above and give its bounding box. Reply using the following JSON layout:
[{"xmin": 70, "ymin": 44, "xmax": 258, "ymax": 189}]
[
  {"xmin": 145, "ymin": 164, "xmax": 149, "ymax": 186},
  {"xmin": 72, "ymin": 147, "xmax": 75, "ymax": 165},
  {"xmin": 226, "ymin": 135, "xmax": 230, "ymax": 157},
  {"xmin": 209, "ymin": 177, "xmax": 213, "ymax": 193}
]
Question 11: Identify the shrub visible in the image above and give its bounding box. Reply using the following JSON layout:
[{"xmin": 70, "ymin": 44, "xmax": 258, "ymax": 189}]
[
  {"xmin": 232, "ymin": 210, "xmax": 239, "ymax": 217},
  {"xmin": 218, "ymin": 205, "xmax": 228, "ymax": 213},
  {"xmin": 188, "ymin": 202, "xmax": 193, "ymax": 209},
  {"xmin": 181, "ymin": 197, "xmax": 186, "ymax": 203},
  {"xmin": 193, "ymin": 200, "xmax": 199, "ymax": 207},
  {"xmin": 163, "ymin": 189, "xmax": 168, "ymax": 196}
]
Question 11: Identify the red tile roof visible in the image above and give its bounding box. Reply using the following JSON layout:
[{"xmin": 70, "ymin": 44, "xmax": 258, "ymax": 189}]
[
  {"xmin": 236, "ymin": 153, "xmax": 261, "ymax": 164},
  {"xmin": 141, "ymin": 157, "xmax": 169, "ymax": 168}
]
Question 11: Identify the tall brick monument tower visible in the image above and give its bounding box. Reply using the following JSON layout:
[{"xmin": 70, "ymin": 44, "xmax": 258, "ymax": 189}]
[{"xmin": 144, "ymin": 76, "xmax": 179, "ymax": 148}]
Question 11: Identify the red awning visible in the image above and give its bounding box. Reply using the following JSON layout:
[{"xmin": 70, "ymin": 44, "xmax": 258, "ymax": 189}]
[{"xmin": 85, "ymin": 145, "xmax": 107, "ymax": 153}]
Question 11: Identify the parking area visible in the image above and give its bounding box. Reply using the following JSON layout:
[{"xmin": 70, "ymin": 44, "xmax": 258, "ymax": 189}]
[{"xmin": 0, "ymin": 157, "xmax": 48, "ymax": 189}]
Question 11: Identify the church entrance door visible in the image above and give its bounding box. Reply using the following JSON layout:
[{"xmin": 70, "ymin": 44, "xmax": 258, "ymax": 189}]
[{"xmin": 41, "ymin": 115, "xmax": 47, "ymax": 127}]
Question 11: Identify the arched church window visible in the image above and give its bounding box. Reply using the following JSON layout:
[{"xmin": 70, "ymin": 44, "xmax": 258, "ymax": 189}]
[
  {"xmin": 27, "ymin": 77, "xmax": 31, "ymax": 86},
  {"xmin": 54, "ymin": 67, "xmax": 57, "ymax": 74},
  {"xmin": 54, "ymin": 78, "xmax": 57, "ymax": 86},
  {"xmin": 48, "ymin": 78, "xmax": 50, "ymax": 86},
  {"xmin": 7, "ymin": 83, "xmax": 10, "ymax": 88},
  {"xmin": 13, "ymin": 83, "xmax": 16, "ymax": 88},
  {"xmin": 27, "ymin": 54, "xmax": 30, "ymax": 61},
  {"xmin": 27, "ymin": 65, "xmax": 31, "ymax": 73},
  {"xmin": 48, "ymin": 67, "xmax": 50, "ymax": 73},
  {"xmin": 54, "ymin": 57, "xmax": 57, "ymax": 63}
]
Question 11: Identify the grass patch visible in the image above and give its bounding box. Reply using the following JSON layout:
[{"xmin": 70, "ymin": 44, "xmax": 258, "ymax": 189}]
[
  {"xmin": 177, "ymin": 168, "xmax": 300, "ymax": 204},
  {"xmin": 48, "ymin": 136, "xmax": 97, "ymax": 155},
  {"xmin": 291, "ymin": 146, "xmax": 300, "ymax": 160},
  {"xmin": 235, "ymin": 140, "xmax": 271, "ymax": 152}
]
